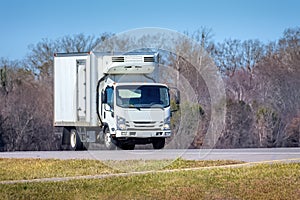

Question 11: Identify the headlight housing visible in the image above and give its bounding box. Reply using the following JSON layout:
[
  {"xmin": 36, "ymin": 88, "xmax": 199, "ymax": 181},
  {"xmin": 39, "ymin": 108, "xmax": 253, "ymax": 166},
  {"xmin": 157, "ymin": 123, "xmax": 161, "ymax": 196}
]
[
  {"xmin": 117, "ymin": 116, "xmax": 127, "ymax": 130},
  {"xmin": 163, "ymin": 116, "xmax": 171, "ymax": 130}
]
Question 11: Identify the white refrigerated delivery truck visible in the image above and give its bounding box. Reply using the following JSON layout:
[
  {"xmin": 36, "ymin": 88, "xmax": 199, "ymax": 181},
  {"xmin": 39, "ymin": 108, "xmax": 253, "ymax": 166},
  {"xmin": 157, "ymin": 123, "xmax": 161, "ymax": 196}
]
[{"xmin": 54, "ymin": 52, "xmax": 173, "ymax": 150}]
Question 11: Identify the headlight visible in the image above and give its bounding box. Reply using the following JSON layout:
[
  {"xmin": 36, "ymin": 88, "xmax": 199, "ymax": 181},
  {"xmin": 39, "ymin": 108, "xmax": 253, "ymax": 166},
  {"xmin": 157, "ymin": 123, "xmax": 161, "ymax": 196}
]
[
  {"xmin": 117, "ymin": 116, "xmax": 127, "ymax": 130},
  {"xmin": 163, "ymin": 116, "xmax": 171, "ymax": 130},
  {"xmin": 163, "ymin": 123, "xmax": 170, "ymax": 130}
]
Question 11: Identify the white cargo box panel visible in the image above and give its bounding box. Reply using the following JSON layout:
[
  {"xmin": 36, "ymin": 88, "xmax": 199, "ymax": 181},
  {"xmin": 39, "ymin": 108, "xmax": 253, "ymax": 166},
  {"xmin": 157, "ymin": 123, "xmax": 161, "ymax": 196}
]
[{"xmin": 54, "ymin": 53, "xmax": 91, "ymax": 126}]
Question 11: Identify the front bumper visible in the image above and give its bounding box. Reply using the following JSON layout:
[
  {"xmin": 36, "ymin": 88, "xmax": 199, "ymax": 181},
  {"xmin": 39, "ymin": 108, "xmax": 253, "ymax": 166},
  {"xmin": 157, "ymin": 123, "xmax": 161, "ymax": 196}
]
[{"xmin": 114, "ymin": 130, "xmax": 171, "ymax": 138}]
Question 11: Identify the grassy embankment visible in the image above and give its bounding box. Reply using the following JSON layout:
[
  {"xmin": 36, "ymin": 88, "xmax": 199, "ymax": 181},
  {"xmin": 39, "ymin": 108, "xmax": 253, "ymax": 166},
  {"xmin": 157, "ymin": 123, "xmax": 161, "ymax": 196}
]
[{"xmin": 0, "ymin": 158, "xmax": 299, "ymax": 199}]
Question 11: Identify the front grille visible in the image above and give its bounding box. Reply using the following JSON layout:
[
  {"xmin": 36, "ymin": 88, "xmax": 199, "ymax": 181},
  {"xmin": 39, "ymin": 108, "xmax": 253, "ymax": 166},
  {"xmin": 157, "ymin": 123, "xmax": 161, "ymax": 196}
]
[
  {"xmin": 126, "ymin": 128, "xmax": 162, "ymax": 131},
  {"xmin": 144, "ymin": 56, "xmax": 155, "ymax": 62},
  {"xmin": 133, "ymin": 121, "xmax": 156, "ymax": 124},
  {"xmin": 134, "ymin": 121, "xmax": 155, "ymax": 128},
  {"xmin": 125, "ymin": 121, "xmax": 163, "ymax": 130},
  {"xmin": 112, "ymin": 56, "xmax": 124, "ymax": 62}
]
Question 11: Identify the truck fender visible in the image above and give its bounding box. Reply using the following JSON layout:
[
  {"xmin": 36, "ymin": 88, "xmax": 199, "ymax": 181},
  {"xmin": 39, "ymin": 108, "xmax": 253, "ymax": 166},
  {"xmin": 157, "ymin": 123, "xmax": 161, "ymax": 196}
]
[
  {"xmin": 62, "ymin": 127, "xmax": 70, "ymax": 145},
  {"xmin": 102, "ymin": 123, "xmax": 109, "ymax": 133}
]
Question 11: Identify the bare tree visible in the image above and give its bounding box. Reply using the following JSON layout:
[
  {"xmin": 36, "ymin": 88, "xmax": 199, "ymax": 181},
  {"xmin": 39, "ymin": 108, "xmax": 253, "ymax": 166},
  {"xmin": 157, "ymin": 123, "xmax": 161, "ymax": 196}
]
[
  {"xmin": 242, "ymin": 39, "xmax": 265, "ymax": 74},
  {"xmin": 216, "ymin": 100, "xmax": 257, "ymax": 148},
  {"xmin": 212, "ymin": 39, "xmax": 243, "ymax": 76}
]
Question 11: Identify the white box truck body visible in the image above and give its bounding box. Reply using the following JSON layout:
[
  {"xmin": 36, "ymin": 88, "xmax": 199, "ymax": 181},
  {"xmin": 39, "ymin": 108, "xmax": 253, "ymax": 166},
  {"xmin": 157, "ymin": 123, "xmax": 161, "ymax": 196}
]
[{"xmin": 54, "ymin": 52, "xmax": 172, "ymax": 150}]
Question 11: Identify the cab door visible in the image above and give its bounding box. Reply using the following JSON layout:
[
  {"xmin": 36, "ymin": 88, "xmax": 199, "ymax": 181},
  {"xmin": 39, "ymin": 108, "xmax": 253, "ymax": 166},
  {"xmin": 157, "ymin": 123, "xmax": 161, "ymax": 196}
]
[{"xmin": 102, "ymin": 86, "xmax": 115, "ymax": 127}]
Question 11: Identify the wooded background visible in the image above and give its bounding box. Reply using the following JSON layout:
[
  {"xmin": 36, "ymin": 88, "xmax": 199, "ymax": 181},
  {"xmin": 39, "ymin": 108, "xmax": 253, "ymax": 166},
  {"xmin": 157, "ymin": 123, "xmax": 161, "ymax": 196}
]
[{"xmin": 0, "ymin": 27, "xmax": 299, "ymax": 151}]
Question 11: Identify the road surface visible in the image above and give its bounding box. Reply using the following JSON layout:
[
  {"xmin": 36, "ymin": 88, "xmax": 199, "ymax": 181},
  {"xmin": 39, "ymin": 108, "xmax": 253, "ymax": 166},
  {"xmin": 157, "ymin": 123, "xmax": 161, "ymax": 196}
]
[{"xmin": 0, "ymin": 148, "xmax": 299, "ymax": 162}]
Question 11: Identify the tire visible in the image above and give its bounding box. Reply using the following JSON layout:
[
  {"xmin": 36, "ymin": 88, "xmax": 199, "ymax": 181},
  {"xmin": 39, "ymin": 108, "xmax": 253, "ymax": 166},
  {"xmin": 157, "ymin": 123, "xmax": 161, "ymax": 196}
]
[
  {"xmin": 152, "ymin": 138, "xmax": 165, "ymax": 149},
  {"xmin": 104, "ymin": 127, "xmax": 117, "ymax": 150},
  {"xmin": 69, "ymin": 129, "xmax": 83, "ymax": 151}
]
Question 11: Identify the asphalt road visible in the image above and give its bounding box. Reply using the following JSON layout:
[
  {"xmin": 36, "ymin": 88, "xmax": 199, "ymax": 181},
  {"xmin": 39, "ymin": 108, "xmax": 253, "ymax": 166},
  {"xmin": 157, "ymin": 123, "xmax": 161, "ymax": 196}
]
[{"xmin": 0, "ymin": 148, "xmax": 299, "ymax": 163}]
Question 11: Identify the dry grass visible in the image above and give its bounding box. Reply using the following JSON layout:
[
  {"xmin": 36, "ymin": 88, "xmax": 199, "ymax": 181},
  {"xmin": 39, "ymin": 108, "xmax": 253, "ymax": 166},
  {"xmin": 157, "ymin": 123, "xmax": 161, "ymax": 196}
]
[
  {"xmin": 0, "ymin": 158, "xmax": 299, "ymax": 199},
  {"xmin": 0, "ymin": 158, "xmax": 241, "ymax": 181}
]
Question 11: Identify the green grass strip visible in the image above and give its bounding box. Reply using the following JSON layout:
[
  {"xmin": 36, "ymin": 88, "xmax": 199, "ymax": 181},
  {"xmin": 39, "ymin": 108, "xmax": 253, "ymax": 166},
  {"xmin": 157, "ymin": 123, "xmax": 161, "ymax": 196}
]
[
  {"xmin": 0, "ymin": 162, "xmax": 299, "ymax": 200},
  {"xmin": 0, "ymin": 158, "xmax": 242, "ymax": 181}
]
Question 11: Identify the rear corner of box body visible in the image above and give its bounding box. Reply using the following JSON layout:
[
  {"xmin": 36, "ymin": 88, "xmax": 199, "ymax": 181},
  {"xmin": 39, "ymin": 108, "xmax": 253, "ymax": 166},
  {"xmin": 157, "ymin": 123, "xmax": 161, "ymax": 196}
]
[{"xmin": 54, "ymin": 53, "xmax": 92, "ymax": 126}]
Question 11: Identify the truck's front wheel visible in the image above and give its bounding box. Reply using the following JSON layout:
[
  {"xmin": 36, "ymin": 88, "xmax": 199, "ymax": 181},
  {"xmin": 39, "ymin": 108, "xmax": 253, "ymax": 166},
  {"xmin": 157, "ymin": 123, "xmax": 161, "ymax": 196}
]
[
  {"xmin": 152, "ymin": 138, "xmax": 165, "ymax": 149},
  {"xmin": 104, "ymin": 127, "xmax": 117, "ymax": 150}
]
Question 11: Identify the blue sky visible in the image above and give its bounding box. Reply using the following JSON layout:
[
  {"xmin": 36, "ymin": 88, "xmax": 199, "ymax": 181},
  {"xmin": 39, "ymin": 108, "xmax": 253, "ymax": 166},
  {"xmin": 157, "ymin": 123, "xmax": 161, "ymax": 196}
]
[{"xmin": 1, "ymin": 0, "xmax": 299, "ymax": 60}]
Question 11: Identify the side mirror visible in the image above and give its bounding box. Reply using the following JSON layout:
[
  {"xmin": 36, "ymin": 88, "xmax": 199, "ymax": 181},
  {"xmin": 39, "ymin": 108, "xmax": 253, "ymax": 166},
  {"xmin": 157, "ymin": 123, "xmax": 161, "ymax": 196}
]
[
  {"xmin": 170, "ymin": 87, "xmax": 180, "ymax": 105},
  {"xmin": 170, "ymin": 109, "xmax": 177, "ymax": 117}
]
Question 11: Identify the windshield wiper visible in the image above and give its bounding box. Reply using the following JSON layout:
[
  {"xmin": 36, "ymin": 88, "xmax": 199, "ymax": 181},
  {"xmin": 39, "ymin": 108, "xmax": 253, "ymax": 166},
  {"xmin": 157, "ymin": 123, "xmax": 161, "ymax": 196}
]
[{"xmin": 148, "ymin": 103, "xmax": 165, "ymax": 110}]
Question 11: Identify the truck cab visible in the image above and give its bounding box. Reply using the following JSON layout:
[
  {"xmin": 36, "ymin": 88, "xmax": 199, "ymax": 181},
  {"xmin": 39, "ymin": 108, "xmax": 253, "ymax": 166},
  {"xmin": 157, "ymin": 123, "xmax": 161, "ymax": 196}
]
[
  {"xmin": 101, "ymin": 82, "xmax": 171, "ymax": 149},
  {"xmin": 98, "ymin": 53, "xmax": 172, "ymax": 150}
]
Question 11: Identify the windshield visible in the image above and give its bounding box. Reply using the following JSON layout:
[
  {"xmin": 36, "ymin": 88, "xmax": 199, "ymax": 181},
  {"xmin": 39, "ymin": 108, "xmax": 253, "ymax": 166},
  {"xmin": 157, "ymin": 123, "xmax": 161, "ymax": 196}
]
[{"xmin": 116, "ymin": 85, "xmax": 170, "ymax": 108}]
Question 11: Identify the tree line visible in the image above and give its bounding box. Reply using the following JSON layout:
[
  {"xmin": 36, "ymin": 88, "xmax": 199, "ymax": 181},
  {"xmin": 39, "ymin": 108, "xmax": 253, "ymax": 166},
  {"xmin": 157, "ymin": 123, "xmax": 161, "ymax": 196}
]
[{"xmin": 0, "ymin": 28, "xmax": 299, "ymax": 151}]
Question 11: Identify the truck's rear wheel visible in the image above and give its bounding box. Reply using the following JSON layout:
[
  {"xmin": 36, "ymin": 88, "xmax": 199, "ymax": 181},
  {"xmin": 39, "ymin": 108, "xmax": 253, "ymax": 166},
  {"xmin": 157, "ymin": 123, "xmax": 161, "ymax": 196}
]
[
  {"xmin": 104, "ymin": 127, "xmax": 117, "ymax": 150},
  {"xmin": 152, "ymin": 138, "xmax": 165, "ymax": 149},
  {"xmin": 69, "ymin": 129, "xmax": 83, "ymax": 151}
]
